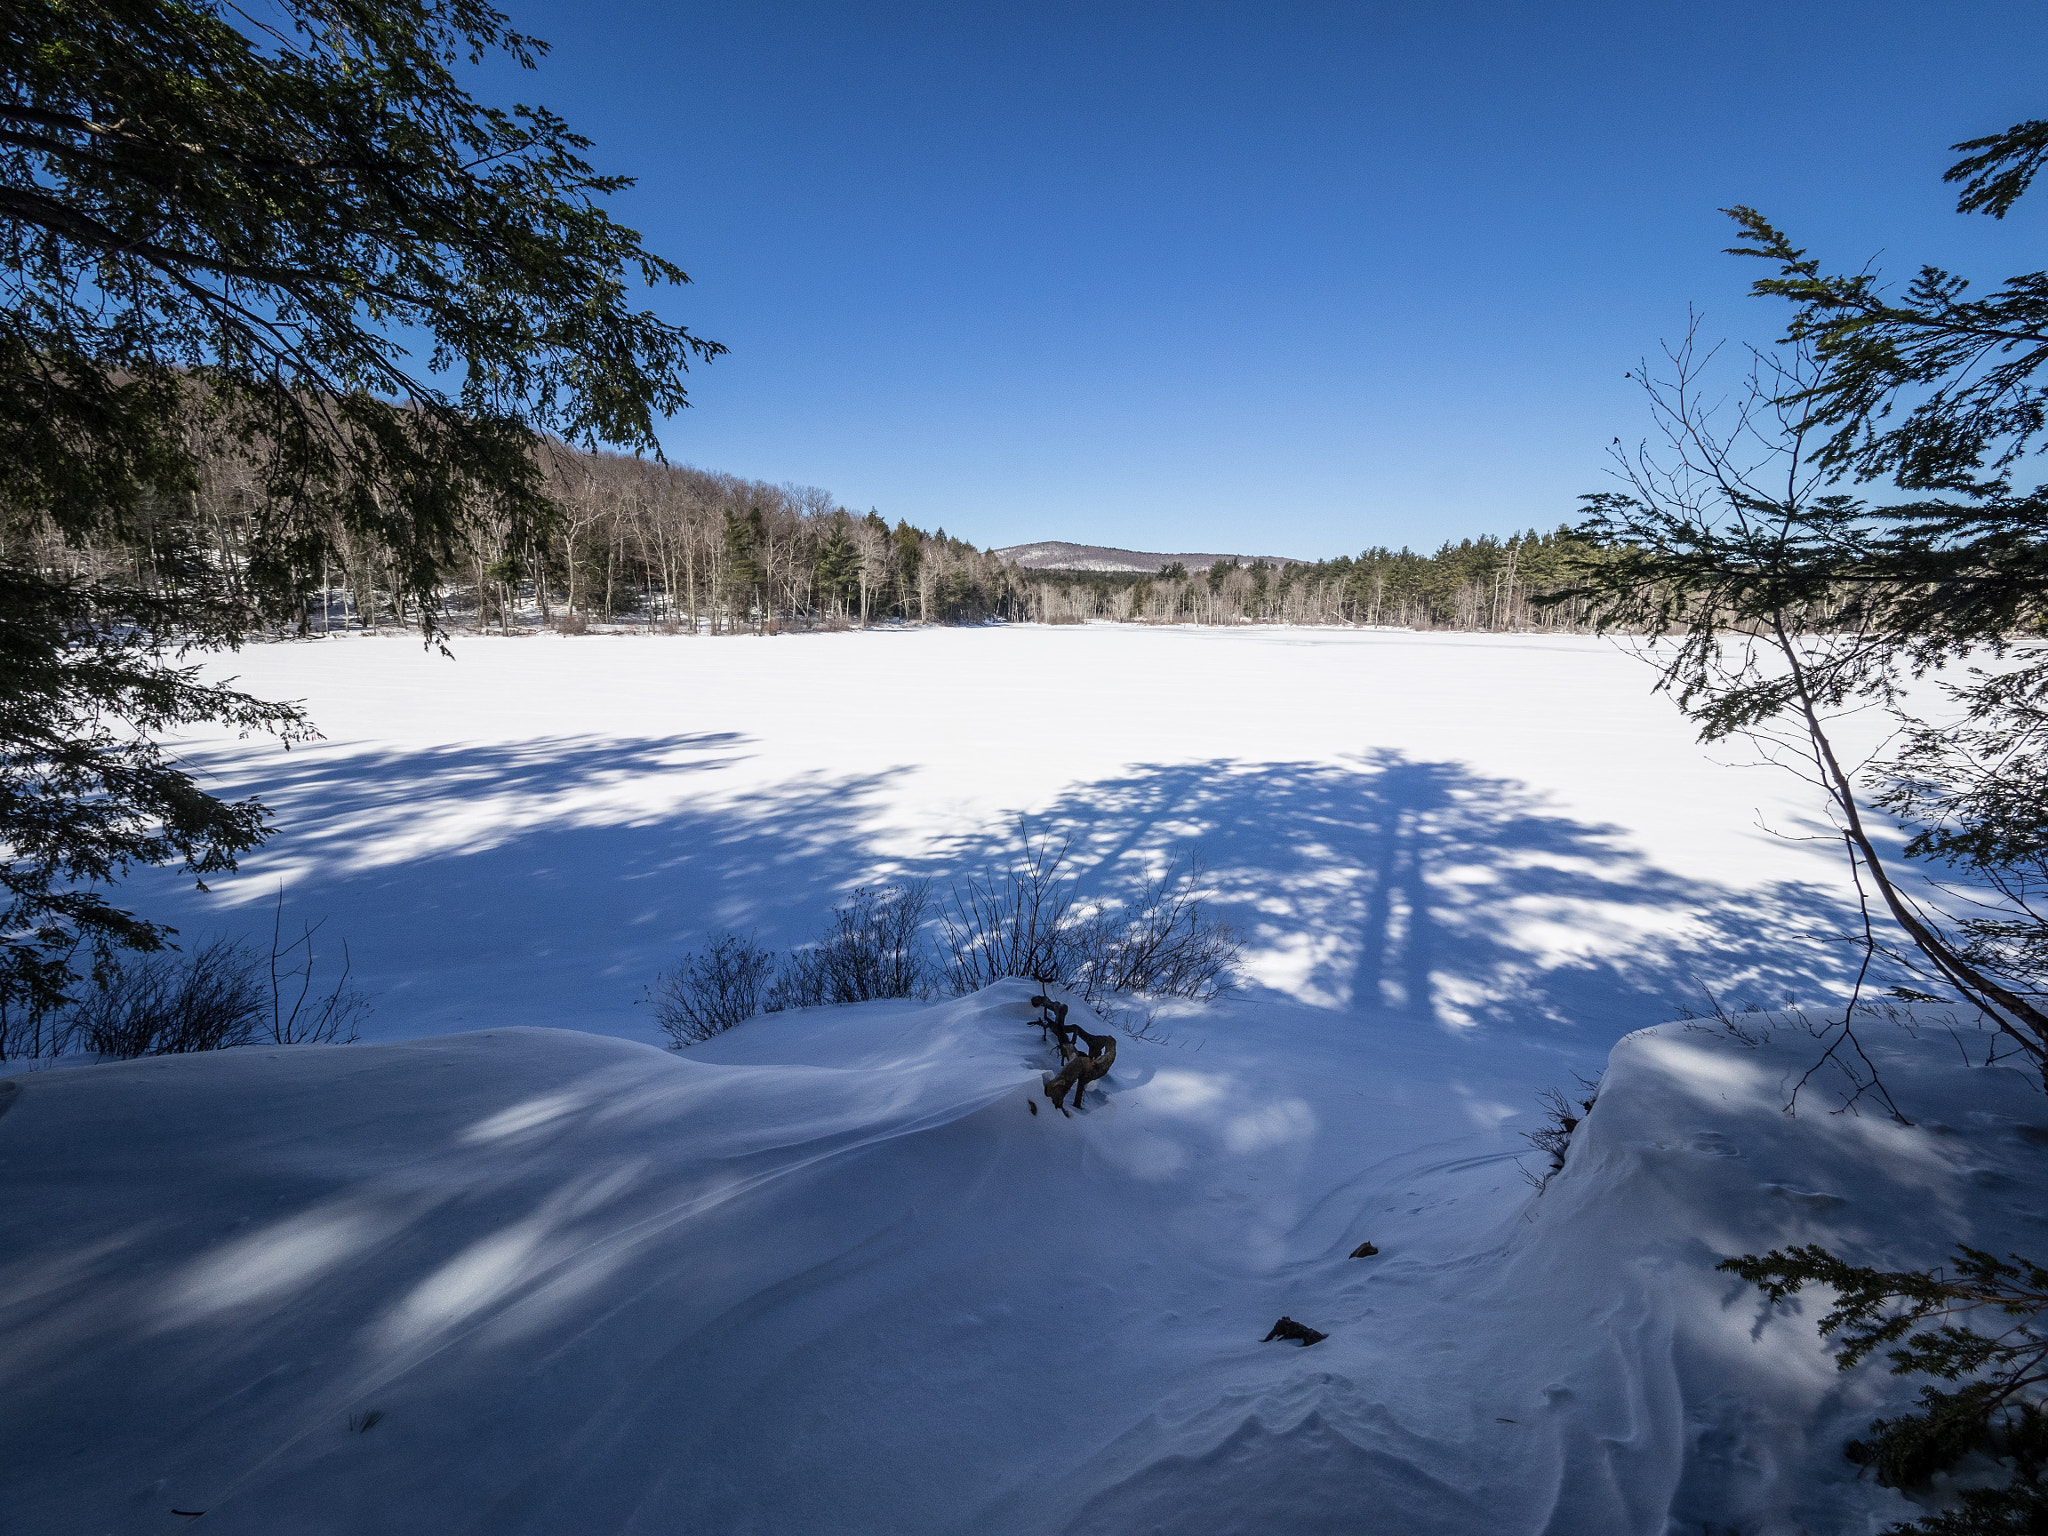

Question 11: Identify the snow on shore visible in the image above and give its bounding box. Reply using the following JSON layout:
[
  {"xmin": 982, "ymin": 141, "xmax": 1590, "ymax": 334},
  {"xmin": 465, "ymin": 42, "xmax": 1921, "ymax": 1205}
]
[{"xmin": 2, "ymin": 984, "xmax": 2036, "ymax": 1533}]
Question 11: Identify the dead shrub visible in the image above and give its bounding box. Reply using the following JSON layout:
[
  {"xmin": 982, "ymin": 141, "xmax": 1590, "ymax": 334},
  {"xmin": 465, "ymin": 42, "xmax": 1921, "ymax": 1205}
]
[
  {"xmin": 69, "ymin": 938, "xmax": 269, "ymax": 1057},
  {"xmin": 769, "ymin": 883, "xmax": 933, "ymax": 1010},
  {"xmin": 1521, "ymin": 1075, "xmax": 1601, "ymax": 1189},
  {"xmin": 647, "ymin": 932, "xmax": 775, "ymax": 1045}
]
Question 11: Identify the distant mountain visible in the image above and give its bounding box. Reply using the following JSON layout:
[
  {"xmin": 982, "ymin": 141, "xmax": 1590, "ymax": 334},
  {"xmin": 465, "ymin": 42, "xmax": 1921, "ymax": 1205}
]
[{"xmin": 993, "ymin": 541, "xmax": 1308, "ymax": 574}]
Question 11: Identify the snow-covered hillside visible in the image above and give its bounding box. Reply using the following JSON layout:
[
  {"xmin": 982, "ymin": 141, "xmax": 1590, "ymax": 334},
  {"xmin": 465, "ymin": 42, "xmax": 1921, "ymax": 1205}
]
[
  {"xmin": 992, "ymin": 541, "xmax": 1306, "ymax": 572},
  {"xmin": 2, "ymin": 983, "xmax": 2034, "ymax": 1533}
]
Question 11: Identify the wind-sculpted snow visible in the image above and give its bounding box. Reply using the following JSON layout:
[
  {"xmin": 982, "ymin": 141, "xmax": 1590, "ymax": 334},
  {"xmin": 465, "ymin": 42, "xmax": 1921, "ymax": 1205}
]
[{"xmin": 5, "ymin": 982, "xmax": 2033, "ymax": 1532}]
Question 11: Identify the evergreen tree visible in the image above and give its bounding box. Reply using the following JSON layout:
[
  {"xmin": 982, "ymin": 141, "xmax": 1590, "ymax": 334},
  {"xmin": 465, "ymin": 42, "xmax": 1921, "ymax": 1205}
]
[
  {"xmin": 1557, "ymin": 115, "xmax": 2048, "ymax": 1073},
  {"xmin": 814, "ymin": 515, "xmax": 861, "ymax": 618},
  {"xmin": 1724, "ymin": 1244, "xmax": 2048, "ymax": 1532},
  {"xmin": 722, "ymin": 507, "xmax": 765, "ymax": 631},
  {"xmin": 1529, "ymin": 138, "xmax": 2048, "ymax": 1517},
  {"xmin": 892, "ymin": 519, "xmax": 923, "ymax": 620},
  {"xmin": 1, "ymin": 0, "xmax": 718, "ymax": 1022}
]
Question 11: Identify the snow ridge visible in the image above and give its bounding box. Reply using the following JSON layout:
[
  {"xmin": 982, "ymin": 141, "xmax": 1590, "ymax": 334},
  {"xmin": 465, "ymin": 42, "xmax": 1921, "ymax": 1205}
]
[{"xmin": 4, "ymin": 987, "xmax": 2036, "ymax": 1531}]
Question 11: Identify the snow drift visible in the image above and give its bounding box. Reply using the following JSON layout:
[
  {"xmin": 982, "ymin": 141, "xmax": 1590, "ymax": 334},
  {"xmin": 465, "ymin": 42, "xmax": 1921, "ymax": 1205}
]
[{"xmin": 4, "ymin": 982, "xmax": 2039, "ymax": 1533}]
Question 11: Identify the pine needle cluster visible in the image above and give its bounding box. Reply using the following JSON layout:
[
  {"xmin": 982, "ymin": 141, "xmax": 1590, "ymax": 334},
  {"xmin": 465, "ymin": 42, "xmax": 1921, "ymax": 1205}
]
[{"xmin": 1723, "ymin": 1245, "xmax": 2048, "ymax": 1532}]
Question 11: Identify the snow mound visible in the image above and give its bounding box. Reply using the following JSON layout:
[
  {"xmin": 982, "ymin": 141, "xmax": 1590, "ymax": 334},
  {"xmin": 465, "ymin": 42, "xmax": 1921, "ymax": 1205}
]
[
  {"xmin": 1505, "ymin": 1017, "xmax": 2048, "ymax": 1533},
  {"xmin": 2, "ymin": 989, "xmax": 2041, "ymax": 1532}
]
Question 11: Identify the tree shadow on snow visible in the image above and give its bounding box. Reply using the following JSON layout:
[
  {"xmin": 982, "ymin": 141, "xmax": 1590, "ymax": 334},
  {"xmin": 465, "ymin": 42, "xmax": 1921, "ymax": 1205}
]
[
  {"xmin": 130, "ymin": 737, "xmax": 1879, "ymax": 1050},
  {"xmin": 129, "ymin": 731, "xmax": 909, "ymax": 1040},
  {"xmin": 0, "ymin": 745, "xmax": 1910, "ymax": 1534},
  {"xmin": 924, "ymin": 751, "xmax": 1881, "ymax": 1050}
]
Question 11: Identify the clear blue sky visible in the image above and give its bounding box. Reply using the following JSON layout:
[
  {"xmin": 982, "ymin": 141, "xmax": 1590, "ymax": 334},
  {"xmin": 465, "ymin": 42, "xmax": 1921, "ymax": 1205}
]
[{"xmin": 487, "ymin": 0, "xmax": 2048, "ymax": 558}]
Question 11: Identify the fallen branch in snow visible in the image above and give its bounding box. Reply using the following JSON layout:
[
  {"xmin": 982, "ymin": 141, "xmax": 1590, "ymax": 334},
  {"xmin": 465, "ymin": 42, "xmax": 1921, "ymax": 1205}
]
[
  {"xmin": 1044, "ymin": 1025, "xmax": 1116, "ymax": 1112},
  {"xmin": 1030, "ymin": 990, "xmax": 1077, "ymax": 1057}
]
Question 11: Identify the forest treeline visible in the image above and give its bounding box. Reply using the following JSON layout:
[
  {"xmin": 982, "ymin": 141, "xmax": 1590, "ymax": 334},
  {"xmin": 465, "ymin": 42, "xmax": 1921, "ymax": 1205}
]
[
  {"xmin": 1026, "ymin": 533, "xmax": 1603, "ymax": 630},
  {"xmin": 5, "ymin": 433, "xmax": 1608, "ymax": 635}
]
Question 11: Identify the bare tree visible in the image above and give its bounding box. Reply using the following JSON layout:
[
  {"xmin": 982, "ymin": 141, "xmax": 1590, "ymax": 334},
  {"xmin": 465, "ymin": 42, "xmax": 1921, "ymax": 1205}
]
[{"xmin": 850, "ymin": 515, "xmax": 890, "ymax": 629}]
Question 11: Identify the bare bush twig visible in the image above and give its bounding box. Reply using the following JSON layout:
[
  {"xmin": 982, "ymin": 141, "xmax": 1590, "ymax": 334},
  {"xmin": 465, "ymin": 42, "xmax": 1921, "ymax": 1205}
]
[
  {"xmin": 647, "ymin": 932, "xmax": 774, "ymax": 1046},
  {"xmin": 266, "ymin": 886, "xmax": 370, "ymax": 1045},
  {"xmin": 69, "ymin": 938, "xmax": 268, "ymax": 1058},
  {"xmin": 938, "ymin": 827, "xmax": 1085, "ymax": 994},
  {"xmin": 939, "ymin": 827, "xmax": 1240, "ymax": 1014},
  {"xmin": 1071, "ymin": 852, "xmax": 1242, "ymax": 1004},
  {"xmin": 768, "ymin": 883, "xmax": 932, "ymax": 1010}
]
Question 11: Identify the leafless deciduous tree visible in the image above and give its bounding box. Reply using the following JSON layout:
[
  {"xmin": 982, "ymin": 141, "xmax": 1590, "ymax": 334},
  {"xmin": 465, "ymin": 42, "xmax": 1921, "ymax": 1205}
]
[
  {"xmin": 26, "ymin": 417, "xmax": 1612, "ymax": 641},
  {"xmin": 1562, "ymin": 321, "xmax": 2048, "ymax": 1102}
]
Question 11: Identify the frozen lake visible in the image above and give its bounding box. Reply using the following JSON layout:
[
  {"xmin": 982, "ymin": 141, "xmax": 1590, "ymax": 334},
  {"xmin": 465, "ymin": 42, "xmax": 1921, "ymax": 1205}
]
[{"xmin": 143, "ymin": 624, "xmax": 1881, "ymax": 1073}]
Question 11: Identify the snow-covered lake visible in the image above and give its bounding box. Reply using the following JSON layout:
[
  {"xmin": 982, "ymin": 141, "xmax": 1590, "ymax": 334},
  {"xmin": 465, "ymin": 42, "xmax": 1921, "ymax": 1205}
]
[{"xmin": 147, "ymin": 623, "xmax": 1872, "ymax": 1061}]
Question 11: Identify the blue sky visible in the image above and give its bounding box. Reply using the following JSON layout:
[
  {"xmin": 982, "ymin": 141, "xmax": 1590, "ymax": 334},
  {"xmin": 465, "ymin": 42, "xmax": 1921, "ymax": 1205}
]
[{"xmin": 488, "ymin": 1, "xmax": 2048, "ymax": 558}]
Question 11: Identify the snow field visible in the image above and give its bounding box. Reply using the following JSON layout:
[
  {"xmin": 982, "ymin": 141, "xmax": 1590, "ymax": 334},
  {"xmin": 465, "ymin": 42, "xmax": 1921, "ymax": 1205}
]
[
  {"xmin": 2, "ymin": 984, "xmax": 2036, "ymax": 1532},
  {"xmin": 1, "ymin": 624, "xmax": 2010, "ymax": 1532},
  {"xmin": 121, "ymin": 624, "xmax": 1895, "ymax": 1048}
]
